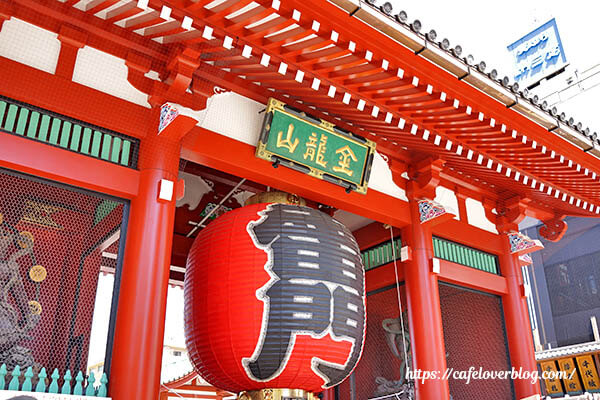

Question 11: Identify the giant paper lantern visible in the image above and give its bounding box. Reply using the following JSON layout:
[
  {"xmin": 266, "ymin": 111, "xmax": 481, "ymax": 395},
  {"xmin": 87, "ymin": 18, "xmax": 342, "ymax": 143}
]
[{"xmin": 184, "ymin": 198, "xmax": 366, "ymax": 395}]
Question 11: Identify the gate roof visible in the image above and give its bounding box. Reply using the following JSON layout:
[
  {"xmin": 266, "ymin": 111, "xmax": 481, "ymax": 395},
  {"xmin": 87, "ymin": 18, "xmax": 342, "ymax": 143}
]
[{"xmin": 7, "ymin": 0, "xmax": 600, "ymax": 218}]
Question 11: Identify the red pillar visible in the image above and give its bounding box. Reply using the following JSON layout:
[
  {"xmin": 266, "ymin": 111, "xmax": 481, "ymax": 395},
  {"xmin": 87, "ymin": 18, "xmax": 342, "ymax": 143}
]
[
  {"xmin": 499, "ymin": 242, "xmax": 541, "ymax": 399},
  {"xmin": 402, "ymin": 194, "xmax": 450, "ymax": 400},
  {"xmin": 109, "ymin": 110, "xmax": 181, "ymax": 400}
]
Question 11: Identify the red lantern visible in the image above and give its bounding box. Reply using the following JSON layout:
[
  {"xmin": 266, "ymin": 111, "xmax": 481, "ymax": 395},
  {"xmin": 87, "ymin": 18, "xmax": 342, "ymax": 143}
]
[{"xmin": 184, "ymin": 202, "xmax": 366, "ymax": 394}]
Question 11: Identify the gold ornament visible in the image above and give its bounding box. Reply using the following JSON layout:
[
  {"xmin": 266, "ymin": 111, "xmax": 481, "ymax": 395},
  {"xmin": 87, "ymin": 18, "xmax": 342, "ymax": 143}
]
[
  {"xmin": 29, "ymin": 265, "xmax": 47, "ymax": 283},
  {"xmin": 28, "ymin": 300, "xmax": 42, "ymax": 315},
  {"xmin": 17, "ymin": 231, "xmax": 34, "ymax": 249},
  {"xmin": 0, "ymin": 213, "xmax": 3, "ymax": 224},
  {"xmin": 245, "ymin": 191, "xmax": 306, "ymax": 206}
]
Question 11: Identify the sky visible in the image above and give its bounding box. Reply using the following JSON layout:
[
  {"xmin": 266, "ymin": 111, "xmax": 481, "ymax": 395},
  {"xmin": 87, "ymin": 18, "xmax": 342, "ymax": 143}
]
[{"xmin": 387, "ymin": 0, "xmax": 600, "ymax": 131}]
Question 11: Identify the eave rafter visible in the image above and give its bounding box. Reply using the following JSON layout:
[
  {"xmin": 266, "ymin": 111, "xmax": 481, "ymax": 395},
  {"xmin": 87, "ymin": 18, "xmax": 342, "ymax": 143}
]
[{"xmin": 5, "ymin": 0, "xmax": 600, "ymax": 219}]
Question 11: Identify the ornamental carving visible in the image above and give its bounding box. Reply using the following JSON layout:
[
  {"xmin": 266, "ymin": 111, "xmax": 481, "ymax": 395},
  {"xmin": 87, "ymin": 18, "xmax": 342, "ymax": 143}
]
[
  {"xmin": 158, "ymin": 102, "xmax": 180, "ymax": 134},
  {"xmin": 508, "ymin": 231, "xmax": 544, "ymax": 255},
  {"xmin": 418, "ymin": 199, "xmax": 446, "ymax": 224}
]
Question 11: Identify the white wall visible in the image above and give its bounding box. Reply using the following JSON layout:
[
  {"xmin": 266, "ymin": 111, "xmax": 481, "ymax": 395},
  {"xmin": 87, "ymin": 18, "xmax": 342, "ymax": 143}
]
[
  {"xmin": 0, "ymin": 18, "xmax": 60, "ymax": 74},
  {"xmin": 465, "ymin": 197, "xmax": 498, "ymax": 233}
]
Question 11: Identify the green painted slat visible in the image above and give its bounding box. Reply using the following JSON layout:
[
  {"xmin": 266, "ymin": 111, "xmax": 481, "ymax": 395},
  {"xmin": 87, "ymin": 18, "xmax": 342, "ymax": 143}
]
[
  {"xmin": 485, "ymin": 254, "xmax": 492, "ymax": 272},
  {"xmin": 70, "ymin": 125, "xmax": 82, "ymax": 151},
  {"xmin": 22, "ymin": 367, "xmax": 34, "ymax": 391},
  {"xmin": 16, "ymin": 108, "xmax": 29, "ymax": 135},
  {"xmin": 0, "ymin": 364, "xmax": 6, "ymax": 390},
  {"xmin": 61, "ymin": 370, "xmax": 72, "ymax": 394},
  {"xmin": 481, "ymin": 254, "xmax": 489, "ymax": 272},
  {"xmin": 466, "ymin": 249, "xmax": 475, "ymax": 269},
  {"xmin": 49, "ymin": 369, "xmax": 60, "ymax": 393},
  {"xmin": 120, "ymin": 140, "xmax": 131, "ymax": 166},
  {"xmin": 85, "ymin": 372, "xmax": 96, "ymax": 396},
  {"xmin": 0, "ymin": 101, "xmax": 7, "ymax": 126},
  {"xmin": 8, "ymin": 365, "xmax": 20, "ymax": 390},
  {"xmin": 35, "ymin": 368, "xmax": 47, "ymax": 392},
  {"xmin": 457, "ymin": 246, "xmax": 466, "ymax": 266},
  {"xmin": 449, "ymin": 243, "xmax": 458, "ymax": 263},
  {"xmin": 81, "ymin": 127, "xmax": 92, "ymax": 154},
  {"xmin": 27, "ymin": 112, "xmax": 40, "ymax": 138},
  {"xmin": 441, "ymin": 241, "xmax": 449, "ymax": 260},
  {"xmin": 435, "ymin": 239, "xmax": 443, "ymax": 258},
  {"xmin": 476, "ymin": 253, "xmax": 486, "ymax": 272},
  {"xmin": 433, "ymin": 237, "xmax": 499, "ymax": 275},
  {"xmin": 361, "ymin": 237, "xmax": 402, "ymax": 270},
  {"xmin": 101, "ymin": 133, "xmax": 112, "ymax": 160},
  {"xmin": 111, "ymin": 136, "xmax": 122, "ymax": 163},
  {"xmin": 433, "ymin": 238, "xmax": 440, "ymax": 258},
  {"xmin": 49, "ymin": 118, "xmax": 62, "ymax": 145},
  {"xmin": 369, "ymin": 249, "xmax": 375, "ymax": 267},
  {"xmin": 97, "ymin": 373, "xmax": 108, "ymax": 397},
  {"xmin": 3, "ymin": 104, "xmax": 18, "ymax": 132},
  {"xmin": 60, "ymin": 121, "xmax": 72, "ymax": 148},
  {"xmin": 74, "ymin": 371, "xmax": 84, "ymax": 395},
  {"xmin": 38, "ymin": 114, "xmax": 51, "ymax": 141},
  {"xmin": 489, "ymin": 255, "xmax": 498, "ymax": 274},
  {"xmin": 91, "ymin": 130, "xmax": 103, "ymax": 157}
]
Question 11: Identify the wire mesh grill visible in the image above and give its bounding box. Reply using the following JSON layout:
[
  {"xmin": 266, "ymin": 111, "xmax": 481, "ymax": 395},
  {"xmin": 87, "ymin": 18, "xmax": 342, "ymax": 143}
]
[
  {"xmin": 338, "ymin": 285, "xmax": 411, "ymax": 400},
  {"xmin": 439, "ymin": 283, "xmax": 514, "ymax": 400},
  {"xmin": 0, "ymin": 168, "xmax": 125, "ymax": 379}
]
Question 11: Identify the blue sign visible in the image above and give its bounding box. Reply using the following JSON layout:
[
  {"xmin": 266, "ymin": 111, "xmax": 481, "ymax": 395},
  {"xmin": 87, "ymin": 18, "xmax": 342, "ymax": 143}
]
[{"xmin": 507, "ymin": 19, "xmax": 567, "ymax": 88}]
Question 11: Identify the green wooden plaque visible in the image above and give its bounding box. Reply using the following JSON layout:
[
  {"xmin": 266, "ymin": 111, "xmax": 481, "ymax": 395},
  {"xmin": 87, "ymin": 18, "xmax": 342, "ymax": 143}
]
[{"xmin": 256, "ymin": 98, "xmax": 376, "ymax": 194}]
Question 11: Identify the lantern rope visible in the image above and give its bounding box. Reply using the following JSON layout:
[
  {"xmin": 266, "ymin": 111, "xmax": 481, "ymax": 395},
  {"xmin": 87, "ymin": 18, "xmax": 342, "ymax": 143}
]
[{"xmin": 389, "ymin": 225, "xmax": 410, "ymax": 382}]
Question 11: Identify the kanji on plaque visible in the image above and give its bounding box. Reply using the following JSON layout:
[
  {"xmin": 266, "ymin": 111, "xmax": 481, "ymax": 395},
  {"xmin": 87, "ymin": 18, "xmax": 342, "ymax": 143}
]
[
  {"xmin": 576, "ymin": 355, "xmax": 600, "ymax": 392},
  {"xmin": 540, "ymin": 361, "xmax": 564, "ymax": 396},
  {"xmin": 256, "ymin": 98, "xmax": 376, "ymax": 194},
  {"xmin": 276, "ymin": 124, "xmax": 299, "ymax": 153},
  {"xmin": 558, "ymin": 357, "xmax": 583, "ymax": 394}
]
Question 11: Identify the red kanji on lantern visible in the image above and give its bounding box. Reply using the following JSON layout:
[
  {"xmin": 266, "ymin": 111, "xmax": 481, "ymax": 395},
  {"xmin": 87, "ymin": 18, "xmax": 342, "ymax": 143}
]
[{"xmin": 184, "ymin": 202, "xmax": 366, "ymax": 394}]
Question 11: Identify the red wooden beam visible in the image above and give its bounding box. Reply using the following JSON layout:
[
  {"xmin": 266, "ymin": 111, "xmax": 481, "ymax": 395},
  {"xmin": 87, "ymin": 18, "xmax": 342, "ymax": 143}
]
[
  {"xmin": 365, "ymin": 263, "xmax": 403, "ymax": 293},
  {"xmin": 181, "ymin": 127, "xmax": 411, "ymax": 228},
  {"xmin": 0, "ymin": 133, "xmax": 139, "ymax": 199},
  {"xmin": 354, "ymin": 215, "xmax": 504, "ymax": 256},
  {"xmin": 365, "ymin": 258, "xmax": 508, "ymax": 296},
  {"xmin": 438, "ymin": 259, "xmax": 508, "ymax": 295}
]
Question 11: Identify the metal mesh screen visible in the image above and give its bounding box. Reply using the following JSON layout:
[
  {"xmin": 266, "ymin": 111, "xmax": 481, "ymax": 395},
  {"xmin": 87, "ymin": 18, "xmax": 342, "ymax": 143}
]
[
  {"xmin": 0, "ymin": 168, "xmax": 125, "ymax": 379},
  {"xmin": 338, "ymin": 284, "xmax": 412, "ymax": 400},
  {"xmin": 439, "ymin": 283, "xmax": 514, "ymax": 400}
]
